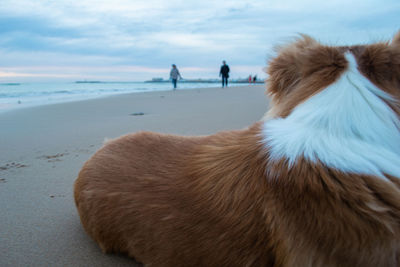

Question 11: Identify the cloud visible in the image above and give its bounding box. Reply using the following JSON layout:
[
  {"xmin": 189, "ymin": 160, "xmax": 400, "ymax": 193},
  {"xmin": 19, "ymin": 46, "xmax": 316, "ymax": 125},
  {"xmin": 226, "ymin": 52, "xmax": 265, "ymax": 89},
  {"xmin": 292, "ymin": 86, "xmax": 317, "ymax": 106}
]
[
  {"xmin": 0, "ymin": 0, "xmax": 399, "ymax": 81},
  {"xmin": 0, "ymin": 70, "xmax": 76, "ymax": 79}
]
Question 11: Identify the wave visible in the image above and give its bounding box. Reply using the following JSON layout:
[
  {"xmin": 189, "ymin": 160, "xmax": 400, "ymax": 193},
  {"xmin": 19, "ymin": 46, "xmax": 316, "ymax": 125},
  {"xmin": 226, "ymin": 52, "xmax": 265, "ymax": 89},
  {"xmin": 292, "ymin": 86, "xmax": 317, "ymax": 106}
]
[
  {"xmin": 0, "ymin": 90, "xmax": 74, "ymax": 98},
  {"xmin": 0, "ymin": 82, "xmax": 227, "ymax": 112}
]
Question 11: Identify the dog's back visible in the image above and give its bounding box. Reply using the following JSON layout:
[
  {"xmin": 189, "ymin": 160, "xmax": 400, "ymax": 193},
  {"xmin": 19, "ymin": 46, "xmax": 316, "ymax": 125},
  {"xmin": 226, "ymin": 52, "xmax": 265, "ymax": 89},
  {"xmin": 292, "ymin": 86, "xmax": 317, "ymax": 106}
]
[{"xmin": 74, "ymin": 126, "xmax": 278, "ymax": 266}]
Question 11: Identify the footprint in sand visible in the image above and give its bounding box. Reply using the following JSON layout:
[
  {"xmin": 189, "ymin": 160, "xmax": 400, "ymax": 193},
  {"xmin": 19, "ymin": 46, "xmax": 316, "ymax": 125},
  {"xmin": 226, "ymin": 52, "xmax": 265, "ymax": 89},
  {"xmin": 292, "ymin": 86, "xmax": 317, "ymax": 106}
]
[
  {"xmin": 49, "ymin": 194, "xmax": 66, "ymax": 198},
  {"xmin": 0, "ymin": 162, "xmax": 28, "ymax": 171},
  {"xmin": 37, "ymin": 153, "xmax": 69, "ymax": 163},
  {"xmin": 130, "ymin": 112, "xmax": 146, "ymax": 116}
]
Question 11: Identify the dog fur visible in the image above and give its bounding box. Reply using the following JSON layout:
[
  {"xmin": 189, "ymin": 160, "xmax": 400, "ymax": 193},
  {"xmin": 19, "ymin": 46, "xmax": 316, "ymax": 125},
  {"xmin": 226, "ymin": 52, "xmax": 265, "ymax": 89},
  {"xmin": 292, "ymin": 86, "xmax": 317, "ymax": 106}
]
[{"xmin": 74, "ymin": 32, "xmax": 400, "ymax": 267}]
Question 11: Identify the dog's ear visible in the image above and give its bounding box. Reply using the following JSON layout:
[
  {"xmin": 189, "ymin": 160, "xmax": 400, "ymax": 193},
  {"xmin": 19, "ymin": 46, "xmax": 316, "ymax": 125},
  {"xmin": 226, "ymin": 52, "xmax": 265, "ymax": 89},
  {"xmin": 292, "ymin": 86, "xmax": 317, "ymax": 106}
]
[
  {"xmin": 392, "ymin": 31, "xmax": 400, "ymax": 46},
  {"xmin": 266, "ymin": 35, "xmax": 317, "ymax": 99},
  {"xmin": 356, "ymin": 33, "xmax": 400, "ymax": 97},
  {"xmin": 391, "ymin": 31, "xmax": 400, "ymax": 93}
]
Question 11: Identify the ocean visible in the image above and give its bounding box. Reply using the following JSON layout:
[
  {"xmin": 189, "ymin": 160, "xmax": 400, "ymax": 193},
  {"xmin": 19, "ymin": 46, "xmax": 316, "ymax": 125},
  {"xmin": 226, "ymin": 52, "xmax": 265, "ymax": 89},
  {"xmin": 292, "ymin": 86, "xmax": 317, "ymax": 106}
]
[{"xmin": 0, "ymin": 81, "xmax": 229, "ymax": 112}]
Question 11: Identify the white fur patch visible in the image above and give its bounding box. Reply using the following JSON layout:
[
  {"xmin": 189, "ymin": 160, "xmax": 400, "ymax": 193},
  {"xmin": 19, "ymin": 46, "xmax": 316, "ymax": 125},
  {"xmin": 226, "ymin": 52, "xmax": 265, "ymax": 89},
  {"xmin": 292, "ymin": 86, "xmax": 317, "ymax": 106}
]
[{"xmin": 262, "ymin": 53, "xmax": 400, "ymax": 179}]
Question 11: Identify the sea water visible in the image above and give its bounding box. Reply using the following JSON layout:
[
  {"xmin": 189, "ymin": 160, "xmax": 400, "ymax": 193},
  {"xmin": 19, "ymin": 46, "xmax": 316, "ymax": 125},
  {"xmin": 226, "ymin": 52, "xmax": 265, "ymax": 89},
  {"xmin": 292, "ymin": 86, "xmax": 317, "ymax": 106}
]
[{"xmin": 0, "ymin": 82, "xmax": 225, "ymax": 112}]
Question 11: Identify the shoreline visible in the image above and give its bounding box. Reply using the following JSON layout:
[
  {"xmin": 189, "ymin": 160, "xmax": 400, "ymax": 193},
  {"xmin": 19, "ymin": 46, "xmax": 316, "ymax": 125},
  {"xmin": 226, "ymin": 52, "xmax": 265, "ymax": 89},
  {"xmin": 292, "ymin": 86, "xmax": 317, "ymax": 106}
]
[
  {"xmin": 0, "ymin": 82, "xmax": 264, "ymax": 114},
  {"xmin": 0, "ymin": 84, "xmax": 269, "ymax": 266}
]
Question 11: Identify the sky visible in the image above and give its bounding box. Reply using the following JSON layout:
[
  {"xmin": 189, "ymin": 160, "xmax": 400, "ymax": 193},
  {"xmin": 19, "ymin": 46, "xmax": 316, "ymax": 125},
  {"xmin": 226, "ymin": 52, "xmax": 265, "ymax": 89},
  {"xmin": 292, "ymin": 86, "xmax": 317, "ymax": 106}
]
[{"xmin": 0, "ymin": 0, "xmax": 399, "ymax": 82}]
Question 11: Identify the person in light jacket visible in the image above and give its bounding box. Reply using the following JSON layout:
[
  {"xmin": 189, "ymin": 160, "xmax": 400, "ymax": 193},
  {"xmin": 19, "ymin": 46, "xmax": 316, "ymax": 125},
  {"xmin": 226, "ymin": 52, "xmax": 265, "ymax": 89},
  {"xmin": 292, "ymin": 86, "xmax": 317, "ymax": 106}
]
[{"xmin": 170, "ymin": 64, "xmax": 182, "ymax": 90}]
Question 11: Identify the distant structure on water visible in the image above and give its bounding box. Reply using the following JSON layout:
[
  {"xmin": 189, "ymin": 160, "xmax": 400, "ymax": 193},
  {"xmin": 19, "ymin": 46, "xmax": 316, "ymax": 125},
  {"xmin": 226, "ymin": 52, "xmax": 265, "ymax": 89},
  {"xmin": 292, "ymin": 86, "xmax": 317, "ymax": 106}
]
[
  {"xmin": 75, "ymin": 81, "xmax": 102, "ymax": 84},
  {"xmin": 145, "ymin": 78, "xmax": 263, "ymax": 84}
]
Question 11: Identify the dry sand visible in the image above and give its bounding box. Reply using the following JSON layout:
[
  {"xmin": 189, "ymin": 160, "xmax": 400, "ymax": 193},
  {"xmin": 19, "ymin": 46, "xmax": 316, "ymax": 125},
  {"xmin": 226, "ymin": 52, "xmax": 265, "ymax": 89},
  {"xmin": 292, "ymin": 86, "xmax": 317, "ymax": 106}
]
[{"xmin": 0, "ymin": 84, "xmax": 269, "ymax": 266}]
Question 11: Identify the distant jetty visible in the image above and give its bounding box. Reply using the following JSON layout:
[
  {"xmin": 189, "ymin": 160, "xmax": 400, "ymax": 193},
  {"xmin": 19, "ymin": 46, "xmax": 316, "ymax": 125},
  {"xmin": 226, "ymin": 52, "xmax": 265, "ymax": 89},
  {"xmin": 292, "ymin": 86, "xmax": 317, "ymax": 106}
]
[
  {"xmin": 75, "ymin": 81, "xmax": 102, "ymax": 84},
  {"xmin": 145, "ymin": 78, "xmax": 264, "ymax": 84},
  {"xmin": 0, "ymin": 83, "xmax": 21, "ymax": 86},
  {"xmin": 73, "ymin": 79, "xmax": 264, "ymax": 84}
]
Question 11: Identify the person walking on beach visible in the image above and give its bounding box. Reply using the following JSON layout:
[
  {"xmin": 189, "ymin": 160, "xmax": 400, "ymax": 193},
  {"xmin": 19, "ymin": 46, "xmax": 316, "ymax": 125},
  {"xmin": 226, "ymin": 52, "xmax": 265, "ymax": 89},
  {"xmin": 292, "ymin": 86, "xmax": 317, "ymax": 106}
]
[
  {"xmin": 219, "ymin": 60, "xmax": 230, "ymax": 88},
  {"xmin": 170, "ymin": 64, "xmax": 182, "ymax": 90}
]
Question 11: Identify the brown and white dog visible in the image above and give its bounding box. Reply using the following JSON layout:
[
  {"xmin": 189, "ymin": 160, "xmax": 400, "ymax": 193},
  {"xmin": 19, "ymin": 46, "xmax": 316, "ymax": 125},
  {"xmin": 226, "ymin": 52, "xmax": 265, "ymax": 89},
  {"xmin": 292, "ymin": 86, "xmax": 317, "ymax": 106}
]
[{"xmin": 74, "ymin": 33, "xmax": 400, "ymax": 267}]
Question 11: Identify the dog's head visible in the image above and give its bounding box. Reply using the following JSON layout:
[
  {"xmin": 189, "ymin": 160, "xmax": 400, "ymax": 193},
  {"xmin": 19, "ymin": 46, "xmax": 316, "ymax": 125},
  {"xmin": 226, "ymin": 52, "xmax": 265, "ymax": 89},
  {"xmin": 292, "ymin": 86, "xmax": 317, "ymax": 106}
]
[
  {"xmin": 264, "ymin": 32, "xmax": 400, "ymax": 119},
  {"xmin": 262, "ymin": 33, "xmax": 400, "ymax": 179}
]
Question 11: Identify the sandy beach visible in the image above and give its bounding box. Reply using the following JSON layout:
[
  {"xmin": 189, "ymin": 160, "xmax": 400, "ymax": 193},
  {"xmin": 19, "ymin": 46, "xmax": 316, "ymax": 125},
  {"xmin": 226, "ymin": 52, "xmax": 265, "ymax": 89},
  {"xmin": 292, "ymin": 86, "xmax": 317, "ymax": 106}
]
[{"xmin": 0, "ymin": 84, "xmax": 268, "ymax": 266}]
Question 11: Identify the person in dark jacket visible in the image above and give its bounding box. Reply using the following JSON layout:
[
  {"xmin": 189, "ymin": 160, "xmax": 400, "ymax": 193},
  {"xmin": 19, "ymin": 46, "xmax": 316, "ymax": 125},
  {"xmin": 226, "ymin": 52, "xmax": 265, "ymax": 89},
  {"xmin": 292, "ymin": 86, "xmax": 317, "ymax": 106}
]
[{"xmin": 219, "ymin": 60, "xmax": 230, "ymax": 88}]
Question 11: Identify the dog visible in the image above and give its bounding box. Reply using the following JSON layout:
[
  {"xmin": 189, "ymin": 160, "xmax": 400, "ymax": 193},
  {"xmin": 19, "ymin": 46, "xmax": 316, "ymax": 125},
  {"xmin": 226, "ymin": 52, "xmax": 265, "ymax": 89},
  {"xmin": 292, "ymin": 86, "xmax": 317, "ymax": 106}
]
[{"xmin": 74, "ymin": 33, "xmax": 400, "ymax": 266}]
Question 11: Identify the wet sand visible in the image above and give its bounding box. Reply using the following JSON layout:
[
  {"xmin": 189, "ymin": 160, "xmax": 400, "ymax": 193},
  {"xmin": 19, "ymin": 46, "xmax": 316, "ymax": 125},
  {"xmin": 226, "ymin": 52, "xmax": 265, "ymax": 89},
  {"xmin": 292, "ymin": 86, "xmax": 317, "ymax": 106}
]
[{"xmin": 0, "ymin": 84, "xmax": 268, "ymax": 266}]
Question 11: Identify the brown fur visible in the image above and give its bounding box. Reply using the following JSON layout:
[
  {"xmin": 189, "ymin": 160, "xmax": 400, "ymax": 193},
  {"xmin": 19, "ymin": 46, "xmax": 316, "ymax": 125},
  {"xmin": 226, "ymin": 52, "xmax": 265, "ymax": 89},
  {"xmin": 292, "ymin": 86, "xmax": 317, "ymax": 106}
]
[{"xmin": 74, "ymin": 33, "xmax": 400, "ymax": 266}]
